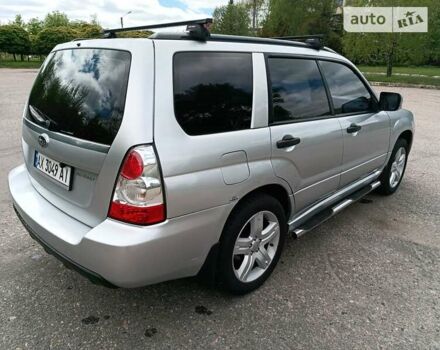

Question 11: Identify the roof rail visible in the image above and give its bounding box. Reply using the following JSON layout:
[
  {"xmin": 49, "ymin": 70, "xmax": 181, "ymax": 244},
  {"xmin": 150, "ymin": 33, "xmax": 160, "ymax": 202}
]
[
  {"xmin": 151, "ymin": 32, "xmax": 314, "ymax": 49},
  {"xmin": 272, "ymin": 34, "xmax": 324, "ymax": 50},
  {"xmin": 103, "ymin": 18, "xmax": 212, "ymax": 41}
]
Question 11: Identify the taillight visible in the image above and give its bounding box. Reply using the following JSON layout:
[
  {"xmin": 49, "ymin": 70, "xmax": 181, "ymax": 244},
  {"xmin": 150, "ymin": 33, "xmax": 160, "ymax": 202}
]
[
  {"xmin": 120, "ymin": 151, "xmax": 143, "ymax": 180},
  {"xmin": 108, "ymin": 145, "xmax": 165, "ymax": 225}
]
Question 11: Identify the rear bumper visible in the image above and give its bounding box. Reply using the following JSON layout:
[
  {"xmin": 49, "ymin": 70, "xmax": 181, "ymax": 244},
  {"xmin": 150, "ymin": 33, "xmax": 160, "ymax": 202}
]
[
  {"xmin": 8, "ymin": 164, "xmax": 231, "ymax": 288},
  {"xmin": 14, "ymin": 206, "xmax": 117, "ymax": 288}
]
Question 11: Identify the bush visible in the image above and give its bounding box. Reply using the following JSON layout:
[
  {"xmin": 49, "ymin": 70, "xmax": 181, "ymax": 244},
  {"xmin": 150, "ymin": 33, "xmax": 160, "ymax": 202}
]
[
  {"xmin": 0, "ymin": 25, "xmax": 31, "ymax": 60},
  {"xmin": 35, "ymin": 26, "xmax": 78, "ymax": 55}
]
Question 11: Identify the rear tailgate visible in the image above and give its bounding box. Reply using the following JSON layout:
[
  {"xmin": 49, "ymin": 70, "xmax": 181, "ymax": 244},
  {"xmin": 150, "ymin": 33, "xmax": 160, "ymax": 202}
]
[{"xmin": 21, "ymin": 39, "xmax": 155, "ymax": 227}]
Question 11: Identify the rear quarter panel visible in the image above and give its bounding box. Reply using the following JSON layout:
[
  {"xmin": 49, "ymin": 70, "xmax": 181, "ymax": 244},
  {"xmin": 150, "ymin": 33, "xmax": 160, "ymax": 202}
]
[{"xmin": 152, "ymin": 40, "xmax": 299, "ymax": 220}]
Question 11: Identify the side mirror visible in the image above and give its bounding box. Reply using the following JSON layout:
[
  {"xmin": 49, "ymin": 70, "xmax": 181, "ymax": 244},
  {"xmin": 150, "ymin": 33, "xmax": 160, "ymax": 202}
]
[{"xmin": 379, "ymin": 92, "xmax": 402, "ymax": 111}]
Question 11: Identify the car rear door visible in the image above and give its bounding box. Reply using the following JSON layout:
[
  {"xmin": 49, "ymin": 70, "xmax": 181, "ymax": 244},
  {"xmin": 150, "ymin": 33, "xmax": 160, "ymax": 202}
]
[
  {"xmin": 267, "ymin": 57, "xmax": 344, "ymax": 212},
  {"xmin": 21, "ymin": 40, "xmax": 155, "ymax": 227},
  {"xmin": 319, "ymin": 60, "xmax": 390, "ymax": 188},
  {"xmin": 152, "ymin": 42, "xmax": 274, "ymax": 219}
]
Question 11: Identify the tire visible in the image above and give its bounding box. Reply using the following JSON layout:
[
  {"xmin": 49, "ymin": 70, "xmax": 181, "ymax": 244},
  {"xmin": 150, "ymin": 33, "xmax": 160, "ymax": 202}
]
[
  {"xmin": 377, "ymin": 138, "xmax": 409, "ymax": 195},
  {"xmin": 217, "ymin": 193, "xmax": 287, "ymax": 294}
]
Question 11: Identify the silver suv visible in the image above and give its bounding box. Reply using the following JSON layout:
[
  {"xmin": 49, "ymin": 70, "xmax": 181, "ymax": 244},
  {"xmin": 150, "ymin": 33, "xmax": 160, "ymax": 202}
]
[{"xmin": 8, "ymin": 20, "xmax": 414, "ymax": 294}]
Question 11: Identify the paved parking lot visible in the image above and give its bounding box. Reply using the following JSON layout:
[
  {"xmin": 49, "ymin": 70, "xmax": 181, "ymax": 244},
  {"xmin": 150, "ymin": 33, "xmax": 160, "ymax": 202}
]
[{"xmin": 1, "ymin": 69, "xmax": 439, "ymax": 349}]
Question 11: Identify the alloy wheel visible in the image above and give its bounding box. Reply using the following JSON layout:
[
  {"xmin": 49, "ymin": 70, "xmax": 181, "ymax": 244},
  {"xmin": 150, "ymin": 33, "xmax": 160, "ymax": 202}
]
[
  {"xmin": 389, "ymin": 147, "xmax": 407, "ymax": 188},
  {"xmin": 232, "ymin": 211, "xmax": 280, "ymax": 283}
]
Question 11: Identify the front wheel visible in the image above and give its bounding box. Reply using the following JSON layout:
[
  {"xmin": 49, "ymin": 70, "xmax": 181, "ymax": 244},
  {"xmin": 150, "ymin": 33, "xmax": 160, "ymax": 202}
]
[
  {"xmin": 217, "ymin": 194, "xmax": 287, "ymax": 294},
  {"xmin": 377, "ymin": 138, "xmax": 409, "ymax": 195}
]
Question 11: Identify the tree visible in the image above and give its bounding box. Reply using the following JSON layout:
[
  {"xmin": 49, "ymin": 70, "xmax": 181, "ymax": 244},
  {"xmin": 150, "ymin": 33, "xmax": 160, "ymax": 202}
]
[
  {"xmin": 24, "ymin": 18, "xmax": 44, "ymax": 58},
  {"xmin": 35, "ymin": 26, "xmax": 77, "ymax": 55},
  {"xmin": 26, "ymin": 18, "xmax": 43, "ymax": 36},
  {"xmin": 117, "ymin": 30, "xmax": 152, "ymax": 38},
  {"xmin": 89, "ymin": 14, "xmax": 100, "ymax": 26},
  {"xmin": 70, "ymin": 21, "xmax": 102, "ymax": 38},
  {"xmin": 0, "ymin": 25, "xmax": 31, "ymax": 61},
  {"xmin": 79, "ymin": 24, "xmax": 102, "ymax": 38},
  {"xmin": 44, "ymin": 11, "xmax": 69, "ymax": 27},
  {"xmin": 211, "ymin": 0, "xmax": 251, "ymax": 36},
  {"xmin": 426, "ymin": 0, "xmax": 440, "ymax": 64},
  {"xmin": 243, "ymin": 0, "xmax": 268, "ymax": 33},
  {"xmin": 342, "ymin": 0, "xmax": 436, "ymax": 76},
  {"xmin": 261, "ymin": 0, "xmax": 341, "ymax": 50},
  {"xmin": 12, "ymin": 14, "xmax": 25, "ymax": 27},
  {"xmin": 262, "ymin": 0, "xmax": 335, "ymax": 35}
]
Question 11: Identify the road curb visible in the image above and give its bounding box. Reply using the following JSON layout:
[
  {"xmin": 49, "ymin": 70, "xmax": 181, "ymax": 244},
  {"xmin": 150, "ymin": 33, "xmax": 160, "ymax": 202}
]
[{"xmin": 369, "ymin": 81, "xmax": 440, "ymax": 90}]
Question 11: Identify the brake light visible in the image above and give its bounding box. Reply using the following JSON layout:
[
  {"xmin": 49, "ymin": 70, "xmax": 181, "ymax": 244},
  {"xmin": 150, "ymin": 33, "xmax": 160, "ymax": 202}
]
[
  {"xmin": 108, "ymin": 145, "xmax": 165, "ymax": 225},
  {"xmin": 120, "ymin": 151, "xmax": 143, "ymax": 180}
]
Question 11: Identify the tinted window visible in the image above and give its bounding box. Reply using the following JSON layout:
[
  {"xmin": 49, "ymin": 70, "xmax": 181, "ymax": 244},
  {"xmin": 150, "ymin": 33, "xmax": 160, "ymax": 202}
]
[
  {"xmin": 320, "ymin": 61, "xmax": 375, "ymax": 114},
  {"xmin": 174, "ymin": 52, "xmax": 253, "ymax": 135},
  {"xmin": 268, "ymin": 58, "xmax": 330, "ymax": 123},
  {"xmin": 28, "ymin": 49, "xmax": 131, "ymax": 145}
]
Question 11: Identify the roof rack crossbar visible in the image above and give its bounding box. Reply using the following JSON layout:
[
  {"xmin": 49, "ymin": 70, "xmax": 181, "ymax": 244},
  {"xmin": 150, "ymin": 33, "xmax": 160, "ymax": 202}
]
[{"xmin": 103, "ymin": 18, "xmax": 212, "ymax": 37}]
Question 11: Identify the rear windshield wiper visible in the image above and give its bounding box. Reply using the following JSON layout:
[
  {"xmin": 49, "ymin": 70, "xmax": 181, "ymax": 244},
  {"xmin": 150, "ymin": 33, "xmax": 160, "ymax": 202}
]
[{"xmin": 28, "ymin": 105, "xmax": 60, "ymax": 132}]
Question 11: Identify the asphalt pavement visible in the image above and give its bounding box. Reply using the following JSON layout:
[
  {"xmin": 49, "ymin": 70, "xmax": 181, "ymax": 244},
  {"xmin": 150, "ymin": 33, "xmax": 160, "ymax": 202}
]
[{"xmin": 0, "ymin": 69, "xmax": 439, "ymax": 349}]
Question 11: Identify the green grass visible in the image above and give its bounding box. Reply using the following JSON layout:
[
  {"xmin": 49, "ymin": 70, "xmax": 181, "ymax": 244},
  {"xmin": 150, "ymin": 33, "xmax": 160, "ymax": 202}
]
[
  {"xmin": 0, "ymin": 60, "xmax": 42, "ymax": 69},
  {"xmin": 358, "ymin": 65, "xmax": 440, "ymax": 77},
  {"xmin": 359, "ymin": 65, "xmax": 440, "ymax": 86},
  {"xmin": 363, "ymin": 73, "xmax": 440, "ymax": 87}
]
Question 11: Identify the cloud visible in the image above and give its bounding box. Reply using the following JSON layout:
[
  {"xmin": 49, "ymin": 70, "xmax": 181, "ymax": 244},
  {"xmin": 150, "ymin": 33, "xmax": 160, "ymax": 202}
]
[
  {"xmin": 178, "ymin": 0, "xmax": 226, "ymax": 11},
  {"xmin": 0, "ymin": 0, "xmax": 223, "ymax": 29}
]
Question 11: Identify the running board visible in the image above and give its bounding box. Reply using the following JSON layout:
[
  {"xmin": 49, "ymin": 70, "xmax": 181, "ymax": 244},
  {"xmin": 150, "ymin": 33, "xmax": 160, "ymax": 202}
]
[{"xmin": 291, "ymin": 180, "xmax": 381, "ymax": 238}]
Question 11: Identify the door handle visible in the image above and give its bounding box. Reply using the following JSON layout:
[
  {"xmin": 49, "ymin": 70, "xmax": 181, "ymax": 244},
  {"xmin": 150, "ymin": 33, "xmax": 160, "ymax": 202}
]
[
  {"xmin": 347, "ymin": 123, "xmax": 362, "ymax": 134},
  {"xmin": 276, "ymin": 135, "xmax": 301, "ymax": 149}
]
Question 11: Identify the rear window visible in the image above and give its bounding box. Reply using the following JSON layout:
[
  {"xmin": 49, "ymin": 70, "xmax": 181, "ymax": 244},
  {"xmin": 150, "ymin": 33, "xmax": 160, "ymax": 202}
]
[
  {"xmin": 28, "ymin": 48, "xmax": 131, "ymax": 145},
  {"xmin": 173, "ymin": 52, "xmax": 253, "ymax": 136}
]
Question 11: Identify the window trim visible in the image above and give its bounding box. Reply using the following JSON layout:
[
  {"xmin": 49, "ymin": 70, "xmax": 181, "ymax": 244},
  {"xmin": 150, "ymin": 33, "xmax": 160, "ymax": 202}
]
[
  {"xmin": 316, "ymin": 59, "xmax": 335, "ymax": 115},
  {"xmin": 172, "ymin": 50, "xmax": 254, "ymax": 136},
  {"xmin": 264, "ymin": 53, "xmax": 275, "ymax": 125},
  {"xmin": 265, "ymin": 53, "xmax": 380, "ymax": 126}
]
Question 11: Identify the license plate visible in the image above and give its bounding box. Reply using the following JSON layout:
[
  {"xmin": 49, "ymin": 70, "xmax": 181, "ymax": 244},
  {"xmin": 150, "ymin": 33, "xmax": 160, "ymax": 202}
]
[{"xmin": 33, "ymin": 151, "xmax": 72, "ymax": 189}]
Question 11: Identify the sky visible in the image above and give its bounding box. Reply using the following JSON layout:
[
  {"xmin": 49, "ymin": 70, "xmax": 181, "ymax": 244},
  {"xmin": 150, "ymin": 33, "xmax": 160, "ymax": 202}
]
[{"xmin": 0, "ymin": 0, "xmax": 226, "ymax": 29}]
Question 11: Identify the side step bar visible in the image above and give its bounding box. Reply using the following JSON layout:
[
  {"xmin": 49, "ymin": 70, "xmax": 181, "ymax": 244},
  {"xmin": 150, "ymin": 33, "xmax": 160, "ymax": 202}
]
[{"xmin": 291, "ymin": 180, "xmax": 381, "ymax": 238}]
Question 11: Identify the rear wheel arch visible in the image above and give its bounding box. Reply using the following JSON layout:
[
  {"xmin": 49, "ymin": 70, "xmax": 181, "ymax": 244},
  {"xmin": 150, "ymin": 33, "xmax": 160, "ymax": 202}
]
[
  {"xmin": 233, "ymin": 184, "xmax": 291, "ymax": 221},
  {"xmin": 218, "ymin": 184, "xmax": 291, "ymax": 252}
]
